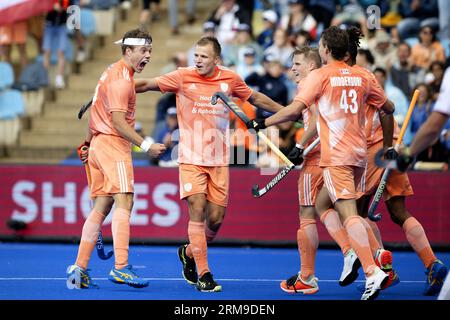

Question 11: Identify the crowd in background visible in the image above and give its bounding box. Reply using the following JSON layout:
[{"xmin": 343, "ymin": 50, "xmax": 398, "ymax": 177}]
[{"xmin": 1, "ymin": 0, "xmax": 449, "ymax": 169}]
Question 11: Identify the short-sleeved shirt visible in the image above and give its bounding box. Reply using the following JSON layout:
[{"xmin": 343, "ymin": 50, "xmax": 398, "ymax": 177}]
[
  {"xmin": 155, "ymin": 66, "xmax": 253, "ymax": 166},
  {"xmin": 294, "ymin": 60, "xmax": 387, "ymax": 168},
  {"xmin": 296, "ymin": 79, "xmax": 320, "ymax": 166},
  {"xmin": 352, "ymin": 65, "xmax": 400, "ymax": 147},
  {"xmin": 89, "ymin": 59, "xmax": 136, "ymax": 137},
  {"xmin": 433, "ymin": 67, "xmax": 450, "ymax": 117}
]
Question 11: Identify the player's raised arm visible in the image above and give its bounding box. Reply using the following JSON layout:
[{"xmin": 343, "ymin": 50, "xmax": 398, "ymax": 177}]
[
  {"xmin": 247, "ymin": 90, "xmax": 284, "ymax": 114},
  {"xmin": 134, "ymin": 78, "xmax": 161, "ymax": 93}
]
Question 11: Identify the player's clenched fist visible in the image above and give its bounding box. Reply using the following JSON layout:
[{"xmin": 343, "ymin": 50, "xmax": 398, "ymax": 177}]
[
  {"xmin": 246, "ymin": 118, "xmax": 266, "ymax": 132},
  {"xmin": 148, "ymin": 143, "xmax": 167, "ymax": 158},
  {"xmin": 288, "ymin": 144, "xmax": 304, "ymax": 166},
  {"xmin": 77, "ymin": 141, "xmax": 90, "ymax": 164}
]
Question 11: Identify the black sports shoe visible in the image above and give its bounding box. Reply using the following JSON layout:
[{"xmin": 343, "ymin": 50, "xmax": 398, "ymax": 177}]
[
  {"xmin": 177, "ymin": 244, "xmax": 198, "ymax": 285},
  {"xmin": 196, "ymin": 272, "xmax": 222, "ymax": 292}
]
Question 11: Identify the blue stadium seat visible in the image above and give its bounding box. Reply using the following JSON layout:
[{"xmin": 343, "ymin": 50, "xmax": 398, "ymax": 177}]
[
  {"xmin": 0, "ymin": 90, "xmax": 25, "ymax": 119},
  {"xmin": 0, "ymin": 62, "xmax": 14, "ymax": 90},
  {"xmin": 80, "ymin": 8, "xmax": 97, "ymax": 37},
  {"xmin": 441, "ymin": 38, "xmax": 450, "ymax": 58}
]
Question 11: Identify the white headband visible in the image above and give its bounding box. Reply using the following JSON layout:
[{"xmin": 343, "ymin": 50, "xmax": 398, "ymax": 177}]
[{"xmin": 114, "ymin": 38, "xmax": 152, "ymax": 46}]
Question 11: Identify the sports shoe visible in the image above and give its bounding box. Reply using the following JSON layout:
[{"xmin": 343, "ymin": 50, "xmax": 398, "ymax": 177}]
[
  {"xmin": 108, "ymin": 265, "xmax": 149, "ymax": 288},
  {"xmin": 196, "ymin": 272, "xmax": 222, "ymax": 292},
  {"xmin": 55, "ymin": 74, "xmax": 65, "ymax": 89},
  {"xmin": 424, "ymin": 259, "xmax": 448, "ymax": 296},
  {"xmin": 339, "ymin": 248, "xmax": 361, "ymax": 286},
  {"xmin": 280, "ymin": 273, "xmax": 319, "ymax": 294},
  {"xmin": 178, "ymin": 244, "xmax": 198, "ymax": 285},
  {"xmin": 66, "ymin": 264, "xmax": 98, "ymax": 289},
  {"xmin": 375, "ymin": 248, "xmax": 393, "ymax": 271},
  {"xmin": 357, "ymin": 268, "xmax": 400, "ymax": 292},
  {"xmin": 361, "ymin": 266, "xmax": 389, "ymax": 300}
]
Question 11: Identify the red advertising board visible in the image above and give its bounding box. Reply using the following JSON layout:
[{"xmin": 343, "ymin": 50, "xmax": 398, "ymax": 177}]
[{"xmin": 0, "ymin": 166, "xmax": 449, "ymax": 246}]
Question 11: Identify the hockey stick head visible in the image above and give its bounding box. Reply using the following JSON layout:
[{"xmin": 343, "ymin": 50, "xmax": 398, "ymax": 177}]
[
  {"xmin": 78, "ymin": 99, "xmax": 93, "ymax": 119},
  {"xmin": 211, "ymin": 92, "xmax": 227, "ymax": 105},
  {"xmin": 252, "ymin": 184, "xmax": 261, "ymax": 198},
  {"xmin": 96, "ymin": 232, "xmax": 113, "ymax": 260},
  {"xmin": 369, "ymin": 212, "xmax": 382, "ymax": 222}
]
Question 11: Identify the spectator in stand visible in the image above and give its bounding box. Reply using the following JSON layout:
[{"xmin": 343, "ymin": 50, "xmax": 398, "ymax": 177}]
[
  {"xmin": 410, "ymin": 83, "xmax": 435, "ymax": 137},
  {"xmin": 390, "ymin": 42, "xmax": 426, "ymax": 97},
  {"xmin": 264, "ymin": 28, "xmax": 294, "ymax": 68},
  {"xmin": 356, "ymin": 48, "xmax": 375, "ymax": 71},
  {"xmin": 246, "ymin": 58, "xmax": 289, "ymax": 119},
  {"xmin": 139, "ymin": 0, "xmax": 162, "ymax": 30},
  {"xmin": 187, "ymin": 22, "xmax": 216, "ymax": 66},
  {"xmin": 221, "ymin": 23, "xmax": 263, "ymax": 67},
  {"xmin": 280, "ymin": 0, "xmax": 317, "ymax": 44},
  {"xmin": 207, "ymin": 0, "xmax": 251, "ymax": 45},
  {"xmin": 427, "ymin": 61, "xmax": 446, "ymax": 100},
  {"xmin": 168, "ymin": 0, "xmax": 197, "ymax": 35},
  {"xmin": 368, "ymin": 28, "xmax": 397, "ymax": 70},
  {"xmin": 154, "ymin": 92, "xmax": 176, "ymax": 123},
  {"xmin": 331, "ymin": 0, "xmax": 369, "ymax": 37},
  {"xmin": 410, "ymin": 25, "xmax": 446, "ymax": 70},
  {"xmin": 308, "ymin": 0, "xmax": 337, "ymax": 30},
  {"xmin": 0, "ymin": 21, "xmax": 28, "ymax": 70},
  {"xmin": 374, "ymin": 67, "xmax": 413, "ymax": 144},
  {"xmin": 154, "ymin": 107, "xmax": 179, "ymax": 167},
  {"xmin": 438, "ymin": 0, "xmax": 450, "ymax": 40},
  {"xmin": 235, "ymin": 47, "xmax": 265, "ymax": 80},
  {"xmin": 397, "ymin": 0, "xmax": 439, "ymax": 41},
  {"xmin": 292, "ymin": 30, "xmax": 313, "ymax": 47},
  {"xmin": 43, "ymin": 0, "xmax": 72, "ymax": 89},
  {"xmin": 257, "ymin": 10, "xmax": 278, "ymax": 50},
  {"xmin": 160, "ymin": 52, "xmax": 188, "ymax": 74}
]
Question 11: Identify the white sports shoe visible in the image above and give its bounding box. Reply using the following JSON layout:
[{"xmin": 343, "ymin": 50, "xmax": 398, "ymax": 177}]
[
  {"xmin": 339, "ymin": 248, "xmax": 361, "ymax": 286},
  {"xmin": 361, "ymin": 266, "xmax": 389, "ymax": 300},
  {"xmin": 55, "ymin": 74, "xmax": 65, "ymax": 89}
]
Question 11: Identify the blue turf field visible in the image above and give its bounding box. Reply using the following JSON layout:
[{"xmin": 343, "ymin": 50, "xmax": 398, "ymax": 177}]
[{"xmin": 0, "ymin": 243, "xmax": 448, "ymax": 300}]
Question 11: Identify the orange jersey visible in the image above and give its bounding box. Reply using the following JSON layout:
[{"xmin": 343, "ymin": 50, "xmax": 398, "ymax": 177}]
[
  {"xmin": 89, "ymin": 59, "xmax": 136, "ymax": 137},
  {"xmin": 294, "ymin": 60, "xmax": 387, "ymax": 168},
  {"xmin": 155, "ymin": 66, "xmax": 253, "ymax": 166},
  {"xmin": 297, "ymin": 79, "xmax": 320, "ymax": 166},
  {"xmin": 352, "ymin": 65, "xmax": 400, "ymax": 147}
]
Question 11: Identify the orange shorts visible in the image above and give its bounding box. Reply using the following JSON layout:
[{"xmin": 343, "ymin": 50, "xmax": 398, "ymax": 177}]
[
  {"xmin": 358, "ymin": 140, "xmax": 414, "ymax": 200},
  {"xmin": 179, "ymin": 163, "xmax": 229, "ymax": 207},
  {"xmin": 297, "ymin": 165, "xmax": 324, "ymax": 206},
  {"xmin": 0, "ymin": 22, "xmax": 27, "ymax": 45},
  {"xmin": 88, "ymin": 134, "xmax": 134, "ymax": 197},
  {"xmin": 322, "ymin": 165, "xmax": 365, "ymax": 203}
]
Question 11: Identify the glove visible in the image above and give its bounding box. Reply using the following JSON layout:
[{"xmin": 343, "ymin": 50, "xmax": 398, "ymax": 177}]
[
  {"xmin": 288, "ymin": 144, "xmax": 304, "ymax": 166},
  {"xmin": 77, "ymin": 141, "xmax": 90, "ymax": 164},
  {"xmin": 396, "ymin": 148, "xmax": 415, "ymax": 172},
  {"xmin": 246, "ymin": 118, "xmax": 266, "ymax": 132},
  {"xmin": 384, "ymin": 147, "xmax": 398, "ymax": 160}
]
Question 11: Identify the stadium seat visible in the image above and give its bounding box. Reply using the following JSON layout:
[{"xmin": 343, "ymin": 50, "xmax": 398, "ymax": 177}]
[
  {"xmin": 0, "ymin": 90, "xmax": 24, "ymax": 146},
  {"xmin": 0, "ymin": 62, "xmax": 14, "ymax": 90},
  {"xmin": 441, "ymin": 38, "xmax": 450, "ymax": 58},
  {"xmin": 93, "ymin": 7, "xmax": 116, "ymax": 36}
]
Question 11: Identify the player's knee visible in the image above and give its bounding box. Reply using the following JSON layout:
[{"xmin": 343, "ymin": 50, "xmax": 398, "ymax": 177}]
[{"xmin": 386, "ymin": 197, "xmax": 410, "ymax": 226}]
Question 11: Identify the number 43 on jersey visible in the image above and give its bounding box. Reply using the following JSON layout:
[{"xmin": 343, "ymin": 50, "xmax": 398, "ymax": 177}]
[{"xmin": 340, "ymin": 89, "xmax": 358, "ymax": 114}]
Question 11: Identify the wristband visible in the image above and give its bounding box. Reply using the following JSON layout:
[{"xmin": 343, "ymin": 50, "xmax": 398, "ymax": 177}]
[
  {"xmin": 295, "ymin": 143, "xmax": 304, "ymax": 149},
  {"xmin": 140, "ymin": 139, "xmax": 152, "ymax": 152}
]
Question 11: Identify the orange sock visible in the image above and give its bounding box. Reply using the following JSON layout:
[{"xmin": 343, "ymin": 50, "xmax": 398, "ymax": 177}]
[
  {"xmin": 111, "ymin": 208, "xmax": 131, "ymax": 270},
  {"xmin": 365, "ymin": 217, "xmax": 383, "ymax": 249},
  {"xmin": 360, "ymin": 217, "xmax": 382, "ymax": 256},
  {"xmin": 344, "ymin": 216, "xmax": 376, "ymax": 276},
  {"xmin": 76, "ymin": 209, "xmax": 106, "ymax": 270},
  {"xmin": 297, "ymin": 218, "xmax": 318, "ymax": 280},
  {"xmin": 402, "ymin": 217, "xmax": 436, "ymax": 268},
  {"xmin": 188, "ymin": 221, "xmax": 209, "ymax": 277},
  {"xmin": 320, "ymin": 209, "xmax": 351, "ymax": 255}
]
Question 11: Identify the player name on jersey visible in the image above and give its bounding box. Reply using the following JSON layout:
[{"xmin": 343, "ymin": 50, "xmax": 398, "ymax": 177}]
[{"xmin": 330, "ymin": 76, "xmax": 362, "ymax": 87}]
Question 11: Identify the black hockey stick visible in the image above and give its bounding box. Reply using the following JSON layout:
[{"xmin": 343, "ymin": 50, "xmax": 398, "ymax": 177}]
[
  {"xmin": 368, "ymin": 89, "xmax": 419, "ymax": 221},
  {"xmin": 252, "ymin": 137, "xmax": 320, "ymax": 198},
  {"xmin": 78, "ymin": 99, "xmax": 93, "ymax": 119}
]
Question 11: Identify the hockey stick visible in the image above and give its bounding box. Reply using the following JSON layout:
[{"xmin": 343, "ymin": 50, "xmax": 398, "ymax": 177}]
[
  {"xmin": 82, "ymin": 151, "xmax": 113, "ymax": 260},
  {"xmin": 252, "ymin": 137, "xmax": 320, "ymax": 198},
  {"xmin": 211, "ymin": 92, "xmax": 294, "ymax": 167},
  {"xmin": 78, "ymin": 99, "xmax": 93, "ymax": 120},
  {"xmin": 368, "ymin": 89, "xmax": 420, "ymax": 221}
]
